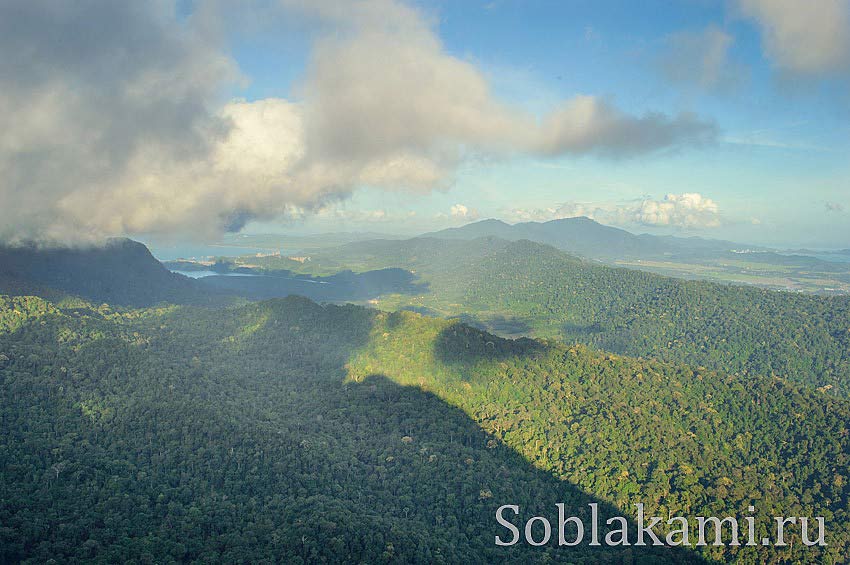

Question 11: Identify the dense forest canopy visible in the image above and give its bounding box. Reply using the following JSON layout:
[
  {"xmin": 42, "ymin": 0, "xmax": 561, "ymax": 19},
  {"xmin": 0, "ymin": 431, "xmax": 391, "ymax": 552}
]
[
  {"xmin": 9, "ymin": 234, "xmax": 850, "ymax": 405},
  {"xmin": 2, "ymin": 294, "xmax": 848, "ymax": 563},
  {"xmin": 4, "ymin": 0, "xmax": 849, "ymax": 562},
  {"xmin": 256, "ymin": 237, "xmax": 850, "ymax": 397}
]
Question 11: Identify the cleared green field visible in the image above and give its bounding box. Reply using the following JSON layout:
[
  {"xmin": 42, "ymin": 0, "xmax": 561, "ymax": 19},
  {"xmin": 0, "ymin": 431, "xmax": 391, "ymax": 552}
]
[{"xmin": 615, "ymin": 258, "xmax": 850, "ymax": 295}]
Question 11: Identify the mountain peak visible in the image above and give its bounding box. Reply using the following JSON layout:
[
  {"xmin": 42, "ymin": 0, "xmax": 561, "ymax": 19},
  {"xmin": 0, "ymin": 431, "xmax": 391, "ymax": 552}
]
[
  {"xmin": 543, "ymin": 215, "xmax": 596, "ymax": 224},
  {"xmin": 424, "ymin": 215, "xmax": 746, "ymax": 261},
  {"xmin": 469, "ymin": 218, "xmax": 511, "ymax": 227}
]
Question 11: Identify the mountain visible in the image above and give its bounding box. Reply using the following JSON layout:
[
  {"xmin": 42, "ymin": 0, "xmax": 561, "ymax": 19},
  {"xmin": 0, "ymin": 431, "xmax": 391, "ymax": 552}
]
[
  {"xmin": 0, "ymin": 238, "xmax": 206, "ymax": 307},
  {"xmin": 301, "ymin": 236, "xmax": 850, "ymax": 396},
  {"xmin": 426, "ymin": 218, "xmax": 520, "ymax": 240},
  {"xmin": 423, "ymin": 219, "xmax": 850, "ymax": 293},
  {"xmin": 2, "ymin": 238, "xmax": 849, "ymax": 562},
  {"xmin": 1, "ymin": 295, "xmax": 846, "ymax": 562},
  {"xmin": 425, "ymin": 217, "xmax": 741, "ymax": 260},
  {"xmin": 54, "ymin": 236, "xmax": 845, "ymax": 397}
]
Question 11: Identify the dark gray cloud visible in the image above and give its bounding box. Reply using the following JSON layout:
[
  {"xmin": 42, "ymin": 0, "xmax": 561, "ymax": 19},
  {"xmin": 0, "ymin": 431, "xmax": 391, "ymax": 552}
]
[
  {"xmin": 537, "ymin": 98, "xmax": 716, "ymax": 157},
  {"xmin": 0, "ymin": 0, "xmax": 718, "ymax": 244},
  {"xmin": 0, "ymin": 1, "xmax": 236, "ymax": 243}
]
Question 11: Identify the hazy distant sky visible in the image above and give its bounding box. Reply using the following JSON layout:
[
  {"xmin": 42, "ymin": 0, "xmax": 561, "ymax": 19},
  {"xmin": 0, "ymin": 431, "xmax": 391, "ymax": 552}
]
[
  {"xmin": 1, "ymin": 1, "xmax": 849, "ymax": 247},
  {"xmin": 242, "ymin": 0, "xmax": 849, "ymax": 247}
]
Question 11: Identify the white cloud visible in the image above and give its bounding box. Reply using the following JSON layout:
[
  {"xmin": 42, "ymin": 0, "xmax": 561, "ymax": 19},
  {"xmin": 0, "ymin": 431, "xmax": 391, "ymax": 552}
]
[
  {"xmin": 0, "ymin": 0, "xmax": 717, "ymax": 244},
  {"xmin": 736, "ymin": 0, "xmax": 850, "ymax": 76},
  {"xmin": 535, "ymin": 96, "xmax": 715, "ymax": 157},
  {"xmin": 826, "ymin": 201, "xmax": 845, "ymax": 212},
  {"xmin": 449, "ymin": 204, "xmax": 479, "ymax": 220},
  {"xmin": 434, "ymin": 203, "xmax": 480, "ymax": 223},
  {"xmin": 631, "ymin": 193, "xmax": 721, "ymax": 228},
  {"xmin": 508, "ymin": 202, "xmax": 599, "ymax": 223},
  {"xmin": 0, "ymin": 1, "xmax": 239, "ymax": 243},
  {"xmin": 508, "ymin": 193, "xmax": 722, "ymax": 229}
]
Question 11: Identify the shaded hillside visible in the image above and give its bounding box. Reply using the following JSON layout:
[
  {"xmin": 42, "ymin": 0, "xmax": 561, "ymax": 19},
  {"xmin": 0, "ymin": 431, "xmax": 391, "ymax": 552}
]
[
  {"xmin": 349, "ymin": 307, "xmax": 850, "ymax": 563},
  {"xmin": 1, "ymin": 296, "xmax": 847, "ymax": 562},
  {"xmin": 0, "ymin": 239, "xmax": 205, "ymax": 307},
  {"xmin": 298, "ymin": 237, "xmax": 850, "ymax": 396},
  {"xmin": 0, "ymin": 240, "xmax": 427, "ymax": 307},
  {"xmin": 0, "ymin": 296, "xmax": 704, "ymax": 564}
]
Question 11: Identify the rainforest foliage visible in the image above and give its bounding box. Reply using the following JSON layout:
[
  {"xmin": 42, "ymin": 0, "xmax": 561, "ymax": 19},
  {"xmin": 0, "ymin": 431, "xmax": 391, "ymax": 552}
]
[
  {"xmin": 2, "ymin": 296, "xmax": 848, "ymax": 563},
  {"xmin": 291, "ymin": 237, "xmax": 850, "ymax": 397}
]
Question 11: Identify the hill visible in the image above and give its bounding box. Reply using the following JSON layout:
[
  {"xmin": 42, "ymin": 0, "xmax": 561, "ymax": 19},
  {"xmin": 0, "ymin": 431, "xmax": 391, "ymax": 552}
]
[
  {"xmin": 297, "ymin": 237, "xmax": 850, "ymax": 396},
  {"xmin": 424, "ymin": 217, "xmax": 736, "ymax": 260},
  {"xmin": 0, "ymin": 295, "xmax": 846, "ymax": 562},
  {"xmin": 0, "ymin": 239, "xmax": 205, "ymax": 307},
  {"xmin": 423, "ymin": 219, "xmax": 850, "ymax": 293},
  {"xmin": 0, "ymin": 239, "xmax": 429, "ymax": 307}
]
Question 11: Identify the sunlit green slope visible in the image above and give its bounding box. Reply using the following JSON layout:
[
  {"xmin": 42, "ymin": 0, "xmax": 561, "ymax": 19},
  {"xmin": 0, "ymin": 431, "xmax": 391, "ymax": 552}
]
[
  {"xmin": 288, "ymin": 237, "xmax": 850, "ymax": 397},
  {"xmin": 2, "ymin": 296, "xmax": 848, "ymax": 563}
]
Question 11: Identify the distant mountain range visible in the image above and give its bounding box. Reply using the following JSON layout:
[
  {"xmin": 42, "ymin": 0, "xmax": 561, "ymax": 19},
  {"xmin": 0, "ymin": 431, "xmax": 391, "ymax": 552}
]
[
  {"xmin": 1, "ymin": 216, "xmax": 847, "ymax": 308},
  {"xmin": 2, "ymin": 223, "xmax": 848, "ymax": 563},
  {"xmin": 424, "ymin": 217, "xmax": 749, "ymax": 260}
]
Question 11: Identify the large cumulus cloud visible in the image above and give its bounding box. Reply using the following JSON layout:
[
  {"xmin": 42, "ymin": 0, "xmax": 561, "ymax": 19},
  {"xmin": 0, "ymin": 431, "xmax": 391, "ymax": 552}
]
[
  {"xmin": 0, "ymin": 0, "xmax": 716, "ymax": 244},
  {"xmin": 736, "ymin": 0, "xmax": 850, "ymax": 77},
  {"xmin": 509, "ymin": 193, "xmax": 722, "ymax": 229}
]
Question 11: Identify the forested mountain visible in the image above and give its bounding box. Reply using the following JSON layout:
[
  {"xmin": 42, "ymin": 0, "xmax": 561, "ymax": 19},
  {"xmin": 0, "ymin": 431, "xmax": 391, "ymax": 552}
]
[
  {"xmin": 13, "ymin": 236, "xmax": 845, "ymax": 399},
  {"xmin": 3, "ymin": 239, "xmax": 849, "ymax": 562},
  {"xmin": 424, "ymin": 217, "xmax": 739, "ymax": 260},
  {"xmin": 454, "ymin": 240, "xmax": 850, "ymax": 395},
  {"xmin": 0, "ymin": 239, "xmax": 205, "ymax": 307},
  {"xmin": 0, "ymin": 239, "xmax": 429, "ymax": 307},
  {"xmin": 4, "ymin": 2, "xmax": 846, "ymax": 565},
  {"xmin": 293, "ymin": 237, "xmax": 850, "ymax": 397},
  {"xmin": 421, "ymin": 219, "xmax": 850, "ymax": 293},
  {"xmin": 1, "ymin": 295, "xmax": 847, "ymax": 563}
]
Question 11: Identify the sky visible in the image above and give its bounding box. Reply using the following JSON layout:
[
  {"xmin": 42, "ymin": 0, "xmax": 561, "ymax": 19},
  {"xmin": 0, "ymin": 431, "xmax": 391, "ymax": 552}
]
[{"xmin": 1, "ymin": 1, "xmax": 849, "ymax": 248}]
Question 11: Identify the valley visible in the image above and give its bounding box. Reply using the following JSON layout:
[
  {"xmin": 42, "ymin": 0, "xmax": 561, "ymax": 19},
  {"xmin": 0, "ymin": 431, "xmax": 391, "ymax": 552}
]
[
  {"xmin": 2, "ymin": 228, "xmax": 850, "ymax": 562},
  {"xmin": 157, "ymin": 232, "xmax": 850, "ymax": 399},
  {"xmin": 4, "ymin": 2, "xmax": 848, "ymax": 562}
]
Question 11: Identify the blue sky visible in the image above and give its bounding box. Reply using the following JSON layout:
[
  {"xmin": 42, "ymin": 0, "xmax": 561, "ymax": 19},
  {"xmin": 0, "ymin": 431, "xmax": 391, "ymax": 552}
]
[
  {"xmin": 233, "ymin": 1, "xmax": 850, "ymax": 247},
  {"xmin": 1, "ymin": 1, "xmax": 848, "ymax": 247}
]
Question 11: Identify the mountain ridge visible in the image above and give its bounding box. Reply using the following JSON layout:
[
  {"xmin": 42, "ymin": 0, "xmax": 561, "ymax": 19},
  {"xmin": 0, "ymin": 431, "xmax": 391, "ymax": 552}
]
[
  {"xmin": 0, "ymin": 238, "xmax": 207, "ymax": 307},
  {"xmin": 424, "ymin": 216, "xmax": 746, "ymax": 260},
  {"xmin": 1, "ymin": 294, "xmax": 846, "ymax": 562}
]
